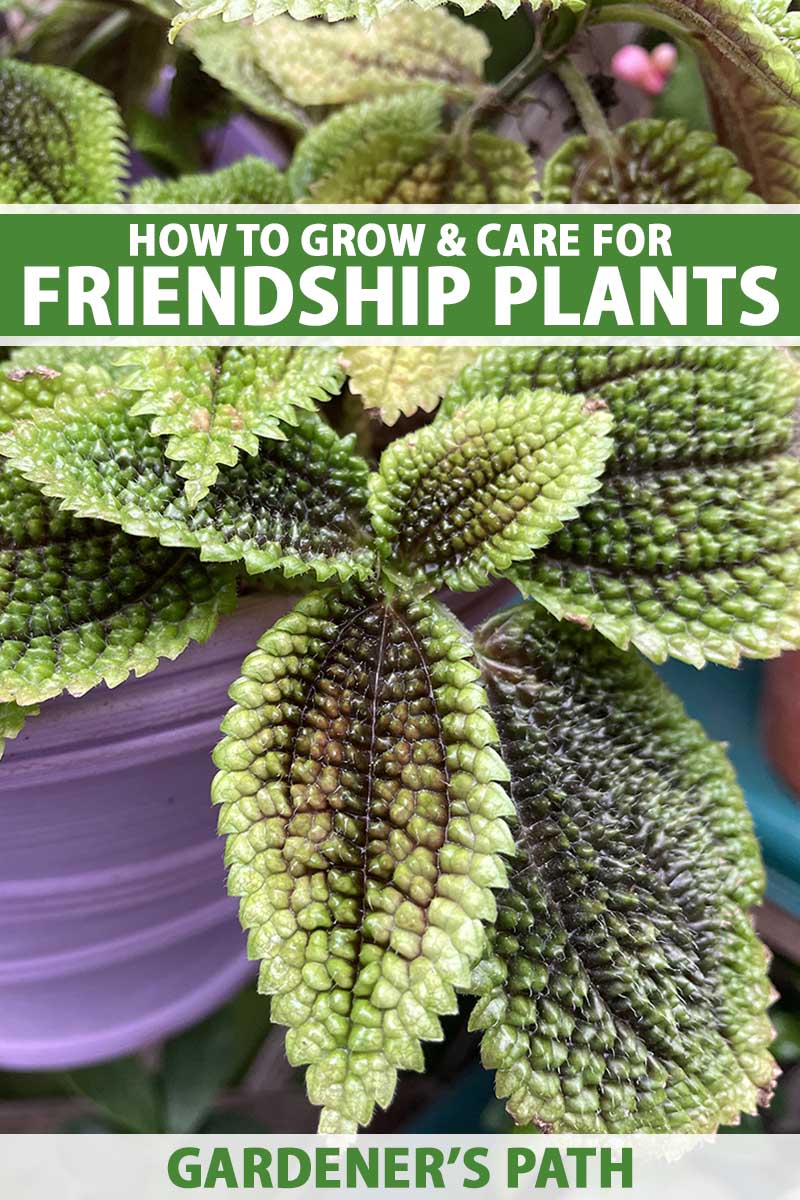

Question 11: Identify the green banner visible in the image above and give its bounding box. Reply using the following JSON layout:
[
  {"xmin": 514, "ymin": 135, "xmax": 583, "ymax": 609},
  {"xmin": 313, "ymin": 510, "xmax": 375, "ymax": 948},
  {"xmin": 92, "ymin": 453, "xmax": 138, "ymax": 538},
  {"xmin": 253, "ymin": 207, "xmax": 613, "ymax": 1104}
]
[{"xmin": 2, "ymin": 205, "xmax": 798, "ymax": 343}]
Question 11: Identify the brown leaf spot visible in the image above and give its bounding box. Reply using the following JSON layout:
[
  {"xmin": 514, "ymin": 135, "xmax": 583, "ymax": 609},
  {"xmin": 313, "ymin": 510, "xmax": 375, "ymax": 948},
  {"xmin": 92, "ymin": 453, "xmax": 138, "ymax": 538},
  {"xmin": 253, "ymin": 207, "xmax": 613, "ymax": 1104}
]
[
  {"xmin": 583, "ymin": 395, "xmax": 608, "ymax": 413},
  {"xmin": 223, "ymin": 404, "xmax": 244, "ymax": 431},
  {"xmin": 191, "ymin": 407, "xmax": 211, "ymax": 432},
  {"xmin": 564, "ymin": 612, "xmax": 592, "ymax": 629},
  {"xmin": 6, "ymin": 366, "xmax": 61, "ymax": 382}
]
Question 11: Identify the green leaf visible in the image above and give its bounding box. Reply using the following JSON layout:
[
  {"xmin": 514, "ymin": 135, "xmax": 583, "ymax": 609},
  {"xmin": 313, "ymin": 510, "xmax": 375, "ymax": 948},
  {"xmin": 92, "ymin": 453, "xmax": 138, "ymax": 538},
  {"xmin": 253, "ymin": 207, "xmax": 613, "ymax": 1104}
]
[
  {"xmin": 27, "ymin": 1, "xmax": 169, "ymax": 118},
  {"xmin": 342, "ymin": 347, "xmax": 481, "ymax": 425},
  {"xmin": 288, "ymin": 90, "xmax": 440, "ymax": 200},
  {"xmin": 259, "ymin": 9, "xmax": 488, "ymax": 106},
  {"xmin": 472, "ymin": 602, "xmax": 775, "ymax": 1133},
  {"xmin": 0, "ymin": 700, "xmax": 38, "ymax": 760},
  {"xmin": 129, "ymin": 157, "xmax": 290, "ymax": 204},
  {"xmin": 0, "ymin": 458, "xmax": 236, "ymax": 707},
  {"xmin": 1, "ymin": 349, "xmax": 125, "ymax": 428},
  {"xmin": 751, "ymin": 0, "xmax": 800, "ymax": 56},
  {"xmin": 118, "ymin": 347, "xmax": 342, "ymax": 506},
  {"xmin": 161, "ymin": 988, "xmax": 272, "ymax": 1132},
  {"xmin": 442, "ymin": 347, "xmax": 800, "ymax": 668},
  {"xmin": 369, "ymin": 389, "xmax": 613, "ymax": 594},
  {"xmin": 127, "ymin": 104, "xmax": 202, "ymax": 176},
  {"xmin": 212, "ymin": 585, "xmax": 515, "ymax": 1132},
  {"xmin": 66, "ymin": 1058, "xmax": 162, "ymax": 1133},
  {"xmin": 186, "ymin": 19, "xmax": 312, "ymax": 134},
  {"xmin": 0, "ymin": 59, "xmax": 126, "ymax": 202},
  {"xmin": 171, "ymin": 0, "xmax": 582, "ymax": 37},
  {"xmin": 591, "ymin": 0, "xmax": 800, "ymax": 203},
  {"xmin": 542, "ymin": 118, "xmax": 758, "ymax": 202},
  {"xmin": 288, "ymin": 92, "xmax": 535, "ymax": 204},
  {"xmin": 0, "ymin": 358, "xmax": 373, "ymax": 584}
]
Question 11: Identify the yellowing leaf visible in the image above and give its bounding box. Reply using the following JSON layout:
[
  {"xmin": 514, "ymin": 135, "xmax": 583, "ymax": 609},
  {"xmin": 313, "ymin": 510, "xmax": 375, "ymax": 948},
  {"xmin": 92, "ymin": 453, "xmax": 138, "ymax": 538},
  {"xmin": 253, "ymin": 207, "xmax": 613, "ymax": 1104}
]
[
  {"xmin": 342, "ymin": 347, "xmax": 481, "ymax": 425},
  {"xmin": 171, "ymin": 0, "xmax": 583, "ymax": 38},
  {"xmin": 261, "ymin": 9, "xmax": 488, "ymax": 105},
  {"xmin": 186, "ymin": 18, "xmax": 312, "ymax": 134},
  {"xmin": 289, "ymin": 92, "xmax": 535, "ymax": 204},
  {"xmin": 0, "ymin": 355, "xmax": 373, "ymax": 584},
  {"xmin": 120, "ymin": 347, "xmax": 343, "ymax": 506},
  {"xmin": 0, "ymin": 700, "xmax": 38, "ymax": 760}
]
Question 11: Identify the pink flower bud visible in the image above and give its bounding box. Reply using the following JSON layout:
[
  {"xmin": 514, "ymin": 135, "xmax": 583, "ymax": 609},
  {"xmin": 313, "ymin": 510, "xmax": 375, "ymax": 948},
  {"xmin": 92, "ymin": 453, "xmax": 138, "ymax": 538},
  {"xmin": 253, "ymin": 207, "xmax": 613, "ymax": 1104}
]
[
  {"xmin": 611, "ymin": 44, "xmax": 652, "ymax": 86},
  {"xmin": 640, "ymin": 63, "xmax": 668, "ymax": 95},
  {"xmin": 650, "ymin": 42, "xmax": 678, "ymax": 76}
]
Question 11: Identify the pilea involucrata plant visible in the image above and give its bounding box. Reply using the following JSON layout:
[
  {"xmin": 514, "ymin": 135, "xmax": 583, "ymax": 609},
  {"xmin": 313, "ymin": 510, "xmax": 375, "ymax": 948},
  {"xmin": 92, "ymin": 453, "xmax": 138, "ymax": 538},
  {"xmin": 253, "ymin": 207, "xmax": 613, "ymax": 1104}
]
[
  {"xmin": 0, "ymin": 342, "xmax": 799, "ymax": 1132},
  {"xmin": 2, "ymin": 0, "xmax": 800, "ymax": 204}
]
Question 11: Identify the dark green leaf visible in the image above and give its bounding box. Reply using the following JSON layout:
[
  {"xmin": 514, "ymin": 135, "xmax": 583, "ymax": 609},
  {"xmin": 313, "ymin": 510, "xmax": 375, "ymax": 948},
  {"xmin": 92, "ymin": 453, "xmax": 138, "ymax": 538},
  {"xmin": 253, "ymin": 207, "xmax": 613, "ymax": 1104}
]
[
  {"xmin": 472, "ymin": 602, "xmax": 776, "ymax": 1132},
  {"xmin": 161, "ymin": 987, "xmax": 271, "ymax": 1132},
  {"xmin": 66, "ymin": 1058, "xmax": 162, "ymax": 1133}
]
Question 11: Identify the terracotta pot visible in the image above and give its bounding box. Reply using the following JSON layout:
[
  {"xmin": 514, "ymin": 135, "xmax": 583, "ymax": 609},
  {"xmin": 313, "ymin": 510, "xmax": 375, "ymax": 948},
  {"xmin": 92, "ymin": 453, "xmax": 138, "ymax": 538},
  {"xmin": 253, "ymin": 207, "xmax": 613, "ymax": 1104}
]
[{"xmin": 763, "ymin": 652, "xmax": 800, "ymax": 800}]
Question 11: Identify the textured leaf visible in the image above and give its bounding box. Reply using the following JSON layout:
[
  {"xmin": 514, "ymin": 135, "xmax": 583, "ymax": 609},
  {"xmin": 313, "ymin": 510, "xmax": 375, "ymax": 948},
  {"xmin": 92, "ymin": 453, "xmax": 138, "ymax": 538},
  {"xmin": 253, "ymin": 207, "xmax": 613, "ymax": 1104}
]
[
  {"xmin": 287, "ymin": 90, "xmax": 441, "ymax": 200},
  {"xmin": 260, "ymin": 9, "xmax": 488, "ymax": 106},
  {"xmin": 0, "ymin": 701, "xmax": 38, "ymax": 761},
  {"xmin": 751, "ymin": 0, "xmax": 800, "ymax": 56},
  {"xmin": 542, "ymin": 119, "xmax": 758, "ymax": 202},
  {"xmin": 129, "ymin": 157, "xmax": 290, "ymax": 204},
  {"xmin": 369, "ymin": 389, "xmax": 613, "ymax": 594},
  {"xmin": 212, "ymin": 584, "xmax": 515, "ymax": 1131},
  {"xmin": 342, "ymin": 347, "xmax": 480, "ymax": 425},
  {"xmin": 288, "ymin": 91, "xmax": 535, "ymax": 203},
  {"xmin": 186, "ymin": 19, "xmax": 312, "ymax": 133},
  {"xmin": 0, "ymin": 59, "xmax": 126, "ymax": 202},
  {"xmin": 0, "ymin": 359, "xmax": 373, "ymax": 584},
  {"xmin": 119, "ymin": 347, "xmax": 343, "ymax": 506},
  {"xmin": 441, "ymin": 347, "xmax": 800, "ymax": 667},
  {"xmin": 171, "ymin": 0, "xmax": 582, "ymax": 37},
  {"xmin": 591, "ymin": 0, "xmax": 800, "ymax": 202},
  {"xmin": 0, "ymin": 460, "xmax": 235, "ymax": 707},
  {"xmin": 472, "ymin": 602, "xmax": 775, "ymax": 1132},
  {"xmin": 0, "ymin": 349, "xmax": 135, "ymax": 434}
]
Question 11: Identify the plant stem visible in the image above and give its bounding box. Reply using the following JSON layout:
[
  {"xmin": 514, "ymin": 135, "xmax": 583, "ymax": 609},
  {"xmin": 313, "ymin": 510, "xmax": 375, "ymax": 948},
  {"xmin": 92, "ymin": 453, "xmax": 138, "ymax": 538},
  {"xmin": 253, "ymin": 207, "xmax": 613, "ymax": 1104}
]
[
  {"xmin": 461, "ymin": 8, "xmax": 586, "ymax": 138},
  {"xmin": 555, "ymin": 55, "xmax": 622, "ymax": 194},
  {"xmin": 555, "ymin": 56, "xmax": 614, "ymax": 147},
  {"xmin": 588, "ymin": 1, "xmax": 687, "ymax": 37},
  {"xmin": 459, "ymin": 41, "xmax": 548, "ymax": 138}
]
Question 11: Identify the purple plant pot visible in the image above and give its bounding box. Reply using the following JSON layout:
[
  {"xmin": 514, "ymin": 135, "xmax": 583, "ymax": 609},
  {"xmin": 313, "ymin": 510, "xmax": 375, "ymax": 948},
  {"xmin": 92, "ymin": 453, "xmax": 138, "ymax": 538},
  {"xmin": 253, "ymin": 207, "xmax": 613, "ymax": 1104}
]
[
  {"xmin": 126, "ymin": 68, "xmax": 291, "ymax": 189},
  {"xmin": 0, "ymin": 586, "xmax": 514, "ymax": 1071},
  {"xmin": 0, "ymin": 594, "xmax": 291, "ymax": 1071}
]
